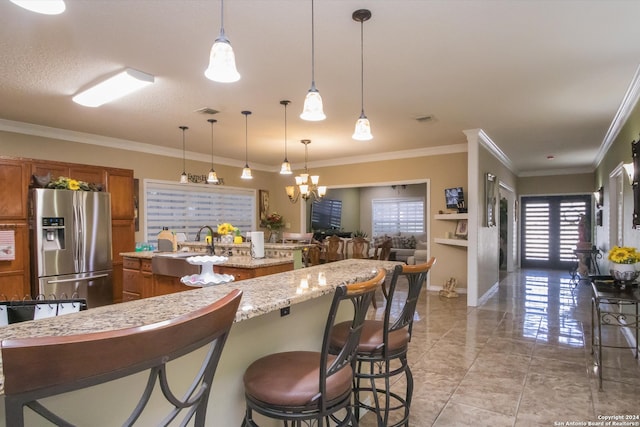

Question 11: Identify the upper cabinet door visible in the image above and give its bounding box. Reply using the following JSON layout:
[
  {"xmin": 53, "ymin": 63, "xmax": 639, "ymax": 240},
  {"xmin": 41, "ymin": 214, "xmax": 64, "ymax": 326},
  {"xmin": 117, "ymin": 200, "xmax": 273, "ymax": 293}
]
[
  {"xmin": 0, "ymin": 158, "xmax": 30, "ymax": 220},
  {"xmin": 106, "ymin": 169, "xmax": 134, "ymax": 220}
]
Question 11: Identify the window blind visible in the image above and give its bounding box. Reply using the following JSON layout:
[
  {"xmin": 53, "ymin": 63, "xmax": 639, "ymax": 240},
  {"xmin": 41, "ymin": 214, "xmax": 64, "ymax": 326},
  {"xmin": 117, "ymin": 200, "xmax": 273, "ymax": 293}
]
[
  {"xmin": 144, "ymin": 180, "xmax": 256, "ymax": 245},
  {"xmin": 371, "ymin": 198, "xmax": 425, "ymax": 235}
]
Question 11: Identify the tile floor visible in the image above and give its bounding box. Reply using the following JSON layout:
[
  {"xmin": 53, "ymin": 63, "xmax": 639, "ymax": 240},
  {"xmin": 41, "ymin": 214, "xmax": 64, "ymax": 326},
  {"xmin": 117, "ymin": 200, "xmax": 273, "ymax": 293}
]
[{"xmin": 359, "ymin": 268, "xmax": 640, "ymax": 426}]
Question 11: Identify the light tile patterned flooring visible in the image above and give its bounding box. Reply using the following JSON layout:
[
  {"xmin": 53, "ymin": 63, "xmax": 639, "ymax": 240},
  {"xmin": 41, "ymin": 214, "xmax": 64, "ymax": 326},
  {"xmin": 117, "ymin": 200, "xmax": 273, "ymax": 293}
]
[{"xmin": 359, "ymin": 269, "xmax": 640, "ymax": 426}]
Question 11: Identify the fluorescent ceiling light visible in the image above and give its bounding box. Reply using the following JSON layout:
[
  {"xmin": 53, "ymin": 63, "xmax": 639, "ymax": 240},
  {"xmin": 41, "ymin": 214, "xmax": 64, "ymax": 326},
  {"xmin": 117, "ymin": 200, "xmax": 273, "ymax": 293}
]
[
  {"xmin": 72, "ymin": 68, "xmax": 154, "ymax": 108},
  {"xmin": 10, "ymin": 0, "xmax": 66, "ymax": 15}
]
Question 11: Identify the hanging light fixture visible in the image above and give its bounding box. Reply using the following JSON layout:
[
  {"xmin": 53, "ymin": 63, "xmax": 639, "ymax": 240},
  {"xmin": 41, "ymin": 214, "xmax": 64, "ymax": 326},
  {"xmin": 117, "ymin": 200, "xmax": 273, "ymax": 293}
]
[
  {"xmin": 179, "ymin": 126, "xmax": 189, "ymax": 184},
  {"xmin": 300, "ymin": 0, "xmax": 326, "ymax": 121},
  {"xmin": 241, "ymin": 110, "xmax": 253, "ymax": 180},
  {"xmin": 280, "ymin": 100, "xmax": 293, "ymax": 174},
  {"xmin": 285, "ymin": 139, "xmax": 327, "ymax": 203},
  {"xmin": 204, "ymin": 0, "xmax": 240, "ymax": 83},
  {"xmin": 206, "ymin": 119, "xmax": 219, "ymax": 184},
  {"xmin": 352, "ymin": 9, "xmax": 373, "ymax": 141}
]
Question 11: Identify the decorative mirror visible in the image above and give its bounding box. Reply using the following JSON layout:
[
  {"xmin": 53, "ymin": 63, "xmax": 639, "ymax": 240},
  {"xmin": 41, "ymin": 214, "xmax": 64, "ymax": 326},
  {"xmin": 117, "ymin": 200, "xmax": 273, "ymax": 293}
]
[{"xmin": 485, "ymin": 173, "xmax": 497, "ymax": 227}]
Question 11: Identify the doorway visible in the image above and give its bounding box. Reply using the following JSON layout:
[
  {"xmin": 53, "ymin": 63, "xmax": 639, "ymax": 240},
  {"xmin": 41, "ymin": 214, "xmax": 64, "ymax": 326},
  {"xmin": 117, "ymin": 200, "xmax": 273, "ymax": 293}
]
[{"xmin": 520, "ymin": 194, "xmax": 592, "ymax": 270}]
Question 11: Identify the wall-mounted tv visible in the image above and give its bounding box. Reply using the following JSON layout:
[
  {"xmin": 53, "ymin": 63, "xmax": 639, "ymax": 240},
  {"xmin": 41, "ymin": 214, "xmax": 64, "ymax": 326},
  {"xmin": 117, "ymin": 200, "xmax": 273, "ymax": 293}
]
[{"xmin": 445, "ymin": 187, "xmax": 464, "ymax": 209}]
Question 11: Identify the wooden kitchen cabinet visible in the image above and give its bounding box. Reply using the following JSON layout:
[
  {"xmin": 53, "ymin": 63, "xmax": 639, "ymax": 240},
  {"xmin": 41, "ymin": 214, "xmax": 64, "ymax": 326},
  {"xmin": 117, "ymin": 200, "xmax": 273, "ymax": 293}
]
[
  {"xmin": 215, "ymin": 263, "xmax": 294, "ymax": 281},
  {"xmin": 106, "ymin": 168, "xmax": 134, "ymax": 220},
  {"xmin": 0, "ymin": 158, "xmax": 30, "ymax": 220},
  {"xmin": 153, "ymin": 274, "xmax": 192, "ymax": 297},
  {"xmin": 122, "ymin": 257, "xmax": 153, "ymax": 301},
  {"xmin": 0, "ymin": 222, "xmax": 30, "ymax": 298}
]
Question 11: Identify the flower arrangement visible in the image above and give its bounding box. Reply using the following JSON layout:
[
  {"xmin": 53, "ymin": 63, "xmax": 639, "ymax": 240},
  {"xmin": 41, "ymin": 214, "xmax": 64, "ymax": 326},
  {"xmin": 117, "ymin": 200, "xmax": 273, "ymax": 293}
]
[
  {"xmin": 261, "ymin": 212, "xmax": 284, "ymax": 230},
  {"xmin": 46, "ymin": 176, "xmax": 100, "ymax": 191},
  {"xmin": 217, "ymin": 223, "xmax": 237, "ymax": 235},
  {"xmin": 607, "ymin": 246, "xmax": 640, "ymax": 264}
]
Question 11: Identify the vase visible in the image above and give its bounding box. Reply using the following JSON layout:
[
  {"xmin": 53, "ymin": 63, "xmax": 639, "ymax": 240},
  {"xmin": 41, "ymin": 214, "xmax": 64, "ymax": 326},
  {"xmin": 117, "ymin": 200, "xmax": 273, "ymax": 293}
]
[
  {"xmin": 610, "ymin": 262, "xmax": 639, "ymax": 283},
  {"xmin": 221, "ymin": 234, "xmax": 234, "ymax": 244}
]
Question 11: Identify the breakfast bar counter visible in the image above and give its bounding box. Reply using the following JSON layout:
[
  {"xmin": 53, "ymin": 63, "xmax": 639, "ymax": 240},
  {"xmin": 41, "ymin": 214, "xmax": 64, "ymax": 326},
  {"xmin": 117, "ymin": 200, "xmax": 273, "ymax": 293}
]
[{"xmin": 0, "ymin": 259, "xmax": 400, "ymax": 426}]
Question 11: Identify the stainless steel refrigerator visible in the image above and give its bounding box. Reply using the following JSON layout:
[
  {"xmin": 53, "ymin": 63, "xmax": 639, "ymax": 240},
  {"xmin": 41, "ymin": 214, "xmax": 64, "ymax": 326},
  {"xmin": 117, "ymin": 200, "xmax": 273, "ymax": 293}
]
[{"xmin": 31, "ymin": 188, "xmax": 113, "ymax": 307}]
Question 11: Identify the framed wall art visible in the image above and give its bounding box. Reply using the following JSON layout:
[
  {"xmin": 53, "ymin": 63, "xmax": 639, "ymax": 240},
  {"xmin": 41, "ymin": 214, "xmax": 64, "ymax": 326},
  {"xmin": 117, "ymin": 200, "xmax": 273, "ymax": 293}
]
[
  {"xmin": 485, "ymin": 173, "xmax": 497, "ymax": 227},
  {"xmin": 259, "ymin": 190, "xmax": 270, "ymax": 224}
]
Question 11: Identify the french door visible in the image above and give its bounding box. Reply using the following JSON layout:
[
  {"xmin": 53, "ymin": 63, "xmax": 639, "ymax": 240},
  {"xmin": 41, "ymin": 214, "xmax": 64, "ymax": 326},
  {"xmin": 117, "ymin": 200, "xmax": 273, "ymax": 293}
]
[{"xmin": 520, "ymin": 195, "xmax": 591, "ymax": 270}]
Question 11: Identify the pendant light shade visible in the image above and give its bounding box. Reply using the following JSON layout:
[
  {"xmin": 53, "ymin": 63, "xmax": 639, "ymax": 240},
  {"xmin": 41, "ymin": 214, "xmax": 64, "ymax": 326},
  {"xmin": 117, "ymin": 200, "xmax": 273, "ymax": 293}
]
[
  {"xmin": 179, "ymin": 126, "xmax": 189, "ymax": 184},
  {"xmin": 241, "ymin": 110, "xmax": 253, "ymax": 180},
  {"xmin": 280, "ymin": 100, "xmax": 293, "ymax": 174},
  {"xmin": 207, "ymin": 119, "xmax": 219, "ymax": 184},
  {"xmin": 204, "ymin": 0, "xmax": 240, "ymax": 83},
  {"xmin": 352, "ymin": 9, "xmax": 373, "ymax": 141},
  {"xmin": 300, "ymin": 0, "xmax": 326, "ymax": 121}
]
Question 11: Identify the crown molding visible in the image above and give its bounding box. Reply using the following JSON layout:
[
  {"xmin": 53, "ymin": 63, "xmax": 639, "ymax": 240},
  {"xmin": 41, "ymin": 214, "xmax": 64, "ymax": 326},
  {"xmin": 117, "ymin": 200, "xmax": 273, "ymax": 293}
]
[
  {"xmin": 463, "ymin": 128, "xmax": 516, "ymax": 174},
  {"xmin": 0, "ymin": 118, "xmax": 272, "ymax": 171},
  {"xmin": 1, "ymin": 118, "xmax": 468, "ymax": 172},
  {"xmin": 594, "ymin": 64, "xmax": 640, "ymax": 168}
]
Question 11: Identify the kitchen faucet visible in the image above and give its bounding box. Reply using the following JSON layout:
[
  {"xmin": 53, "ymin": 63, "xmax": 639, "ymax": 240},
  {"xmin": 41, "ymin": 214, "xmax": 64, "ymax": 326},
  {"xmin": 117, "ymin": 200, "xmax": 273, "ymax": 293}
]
[{"xmin": 195, "ymin": 225, "xmax": 216, "ymax": 255}]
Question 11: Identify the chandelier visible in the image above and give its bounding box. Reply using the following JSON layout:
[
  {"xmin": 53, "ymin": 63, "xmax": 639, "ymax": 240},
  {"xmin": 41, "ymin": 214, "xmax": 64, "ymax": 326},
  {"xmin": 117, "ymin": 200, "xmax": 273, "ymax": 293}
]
[{"xmin": 286, "ymin": 139, "xmax": 327, "ymax": 203}]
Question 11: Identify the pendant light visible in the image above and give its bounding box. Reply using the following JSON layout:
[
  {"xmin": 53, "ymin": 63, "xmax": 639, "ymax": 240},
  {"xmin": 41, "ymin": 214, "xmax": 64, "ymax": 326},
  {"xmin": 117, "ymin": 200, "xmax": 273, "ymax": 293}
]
[
  {"xmin": 300, "ymin": 0, "xmax": 326, "ymax": 121},
  {"xmin": 241, "ymin": 110, "xmax": 253, "ymax": 180},
  {"xmin": 204, "ymin": 0, "xmax": 240, "ymax": 83},
  {"xmin": 352, "ymin": 9, "xmax": 373, "ymax": 141},
  {"xmin": 179, "ymin": 126, "xmax": 189, "ymax": 184},
  {"xmin": 206, "ymin": 119, "xmax": 219, "ymax": 184},
  {"xmin": 280, "ymin": 100, "xmax": 292, "ymax": 174}
]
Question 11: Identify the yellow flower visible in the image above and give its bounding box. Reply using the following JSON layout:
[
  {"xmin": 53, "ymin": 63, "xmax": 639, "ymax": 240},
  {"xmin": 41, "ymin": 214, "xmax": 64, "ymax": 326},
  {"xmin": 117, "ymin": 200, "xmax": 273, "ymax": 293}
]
[
  {"xmin": 607, "ymin": 246, "xmax": 640, "ymax": 264},
  {"xmin": 217, "ymin": 223, "xmax": 236, "ymax": 235},
  {"xmin": 67, "ymin": 179, "xmax": 80, "ymax": 191}
]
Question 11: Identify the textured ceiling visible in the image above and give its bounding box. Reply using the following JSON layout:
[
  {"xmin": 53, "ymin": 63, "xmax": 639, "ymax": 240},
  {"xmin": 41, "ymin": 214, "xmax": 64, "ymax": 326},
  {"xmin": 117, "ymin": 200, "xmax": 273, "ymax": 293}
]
[{"xmin": 1, "ymin": 0, "xmax": 640, "ymax": 175}]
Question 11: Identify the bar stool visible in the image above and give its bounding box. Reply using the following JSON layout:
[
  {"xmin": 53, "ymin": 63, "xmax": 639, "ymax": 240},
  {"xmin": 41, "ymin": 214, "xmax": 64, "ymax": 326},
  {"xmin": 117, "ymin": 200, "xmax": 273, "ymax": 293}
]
[
  {"xmin": 2, "ymin": 289, "xmax": 242, "ymax": 427},
  {"xmin": 242, "ymin": 269, "xmax": 385, "ymax": 426},
  {"xmin": 329, "ymin": 258, "xmax": 436, "ymax": 426}
]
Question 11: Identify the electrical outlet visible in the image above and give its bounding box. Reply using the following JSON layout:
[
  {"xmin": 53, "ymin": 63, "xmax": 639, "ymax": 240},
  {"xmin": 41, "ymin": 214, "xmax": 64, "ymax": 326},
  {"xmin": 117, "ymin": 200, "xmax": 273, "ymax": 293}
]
[
  {"xmin": 280, "ymin": 306, "xmax": 290, "ymax": 317},
  {"xmin": 285, "ymin": 222, "xmax": 291, "ymax": 229}
]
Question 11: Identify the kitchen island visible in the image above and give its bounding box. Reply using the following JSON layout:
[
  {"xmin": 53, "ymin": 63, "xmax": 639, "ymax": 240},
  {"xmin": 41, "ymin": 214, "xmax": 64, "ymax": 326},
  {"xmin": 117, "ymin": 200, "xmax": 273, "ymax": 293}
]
[
  {"xmin": 121, "ymin": 251, "xmax": 295, "ymax": 301},
  {"xmin": 0, "ymin": 259, "xmax": 400, "ymax": 426}
]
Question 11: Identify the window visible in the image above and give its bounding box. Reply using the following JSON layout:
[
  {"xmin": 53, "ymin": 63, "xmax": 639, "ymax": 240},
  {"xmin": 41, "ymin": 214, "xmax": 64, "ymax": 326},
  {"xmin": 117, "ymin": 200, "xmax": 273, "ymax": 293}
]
[
  {"xmin": 371, "ymin": 197, "xmax": 425, "ymax": 235},
  {"xmin": 144, "ymin": 180, "xmax": 256, "ymax": 245},
  {"xmin": 311, "ymin": 198, "xmax": 342, "ymax": 230}
]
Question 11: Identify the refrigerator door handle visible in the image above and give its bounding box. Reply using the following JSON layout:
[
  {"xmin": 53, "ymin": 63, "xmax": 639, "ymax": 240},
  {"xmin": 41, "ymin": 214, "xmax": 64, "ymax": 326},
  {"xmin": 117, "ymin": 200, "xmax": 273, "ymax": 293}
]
[{"xmin": 46, "ymin": 274, "xmax": 109, "ymax": 284}]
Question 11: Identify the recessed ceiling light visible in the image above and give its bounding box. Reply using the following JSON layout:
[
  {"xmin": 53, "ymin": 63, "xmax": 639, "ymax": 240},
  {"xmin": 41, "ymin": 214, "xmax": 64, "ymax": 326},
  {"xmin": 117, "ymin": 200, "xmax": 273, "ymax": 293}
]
[
  {"xmin": 72, "ymin": 68, "xmax": 154, "ymax": 108},
  {"xmin": 10, "ymin": 0, "xmax": 66, "ymax": 15}
]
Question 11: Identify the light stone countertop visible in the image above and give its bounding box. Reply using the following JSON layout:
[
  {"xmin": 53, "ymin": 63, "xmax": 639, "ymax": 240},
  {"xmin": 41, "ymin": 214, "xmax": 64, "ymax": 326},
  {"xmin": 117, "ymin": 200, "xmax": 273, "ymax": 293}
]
[
  {"xmin": 0, "ymin": 259, "xmax": 401, "ymax": 394},
  {"xmin": 120, "ymin": 251, "xmax": 294, "ymax": 268}
]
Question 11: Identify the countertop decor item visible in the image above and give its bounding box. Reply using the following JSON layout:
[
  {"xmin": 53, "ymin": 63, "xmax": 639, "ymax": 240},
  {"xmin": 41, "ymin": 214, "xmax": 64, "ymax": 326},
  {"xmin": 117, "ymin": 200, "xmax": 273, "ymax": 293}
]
[
  {"xmin": 181, "ymin": 255, "xmax": 234, "ymax": 287},
  {"xmin": 608, "ymin": 245, "xmax": 640, "ymax": 286}
]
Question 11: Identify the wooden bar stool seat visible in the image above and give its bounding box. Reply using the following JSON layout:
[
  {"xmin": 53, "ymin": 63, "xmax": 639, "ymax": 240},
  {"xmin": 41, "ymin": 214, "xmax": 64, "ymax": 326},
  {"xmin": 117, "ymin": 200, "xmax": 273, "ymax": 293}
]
[
  {"xmin": 242, "ymin": 269, "xmax": 386, "ymax": 426},
  {"xmin": 2, "ymin": 289, "xmax": 242, "ymax": 427}
]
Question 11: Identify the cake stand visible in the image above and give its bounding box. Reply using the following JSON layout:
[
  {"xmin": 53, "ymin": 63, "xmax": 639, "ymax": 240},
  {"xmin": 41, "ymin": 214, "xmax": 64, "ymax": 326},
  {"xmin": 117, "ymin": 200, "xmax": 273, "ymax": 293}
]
[{"xmin": 180, "ymin": 255, "xmax": 235, "ymax": 287}]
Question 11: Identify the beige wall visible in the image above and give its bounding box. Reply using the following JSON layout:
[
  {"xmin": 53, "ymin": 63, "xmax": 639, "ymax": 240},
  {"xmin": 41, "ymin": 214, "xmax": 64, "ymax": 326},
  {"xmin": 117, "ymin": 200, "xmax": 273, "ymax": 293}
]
[
  {"xmin": 2, "ymin": 129, "xmax": 468, "ymax": 292},
  {"xmin": 594, "ymin": 100, "xmax": 640, "ymax": 262},
  {"xmin": 517, "ymin": 173, "xmax": 595, "ymax": 195}
]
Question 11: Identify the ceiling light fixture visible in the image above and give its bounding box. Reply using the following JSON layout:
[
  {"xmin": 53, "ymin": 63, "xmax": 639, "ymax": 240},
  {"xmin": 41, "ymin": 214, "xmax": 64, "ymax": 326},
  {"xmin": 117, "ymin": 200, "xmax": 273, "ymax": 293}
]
[
  {"xmin": 72, "ymin": 68, "xmax": 154, "ymax": 108},
  {"xmin": 280, "ymin": 100, "xmax": 292, "ymax": 175},
  {"xmin": 207, "ymin": 119, "xmax": 219, "ymax": 184},
  {"xmin": 285, "ymin": 139, "xmax": 326, "ymax": 203},
  {"xmin": 241, "ymin": 110, "xmax": 253, "ymax": 180},
  {"xmin": 300, "ymin": 0, "xmax": 326, "ymax": 121},
  {"xmin": 204, "ymin": 0, "xmax": 240, "ymax": 83},
  {"xmin": 10, "ymin": 0, "xmax": 65, "ymax": 15},
  {"xmin": 179, "ymin": 126, "xmax": 189, "ymax": 184},
  {"xmin": 352, "ymin": 9, "xmax": 373, "ymax": 141}
]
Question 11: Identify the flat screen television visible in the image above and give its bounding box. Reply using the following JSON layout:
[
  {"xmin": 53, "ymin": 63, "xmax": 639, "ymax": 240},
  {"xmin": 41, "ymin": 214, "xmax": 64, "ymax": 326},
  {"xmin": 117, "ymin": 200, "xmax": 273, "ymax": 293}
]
[{"xmin": 445, "ymin": 187, "xmax": 464, "ymax": 209}]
